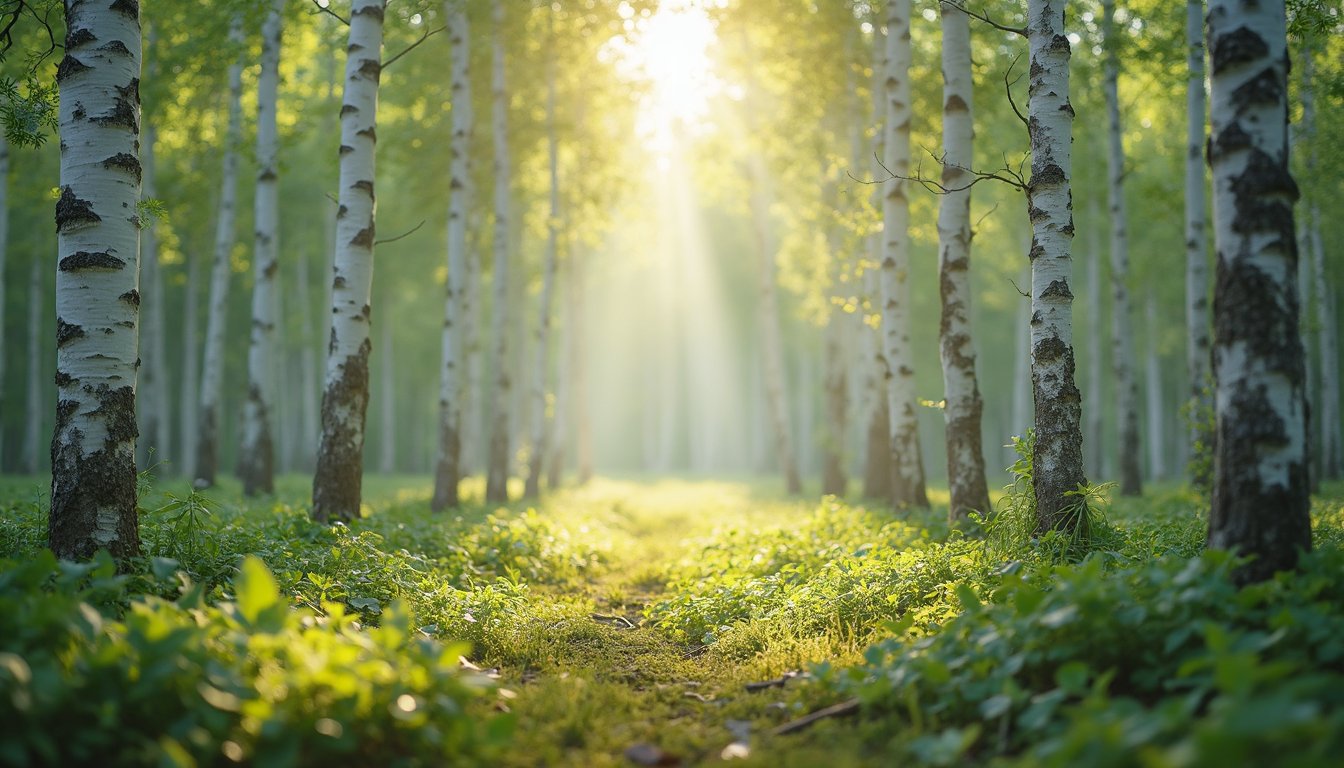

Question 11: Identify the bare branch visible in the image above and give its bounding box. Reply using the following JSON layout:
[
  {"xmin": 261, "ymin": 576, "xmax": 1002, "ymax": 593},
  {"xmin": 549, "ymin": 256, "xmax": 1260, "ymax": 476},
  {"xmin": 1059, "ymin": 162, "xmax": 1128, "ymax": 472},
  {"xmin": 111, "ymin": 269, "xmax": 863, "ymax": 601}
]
[
  {"xmin": 938, "ymin": 0, "xmax": 1026, "ymax": 37},
  {"xmin": 309, "ymin": 0, "xmax": 350, "ymax": 26},
  {"xmin": 373, "ymin": 219, "xmax": 425, "ymax": 246},
  {"xmin": 1004, "ymin": 53, "xmax": 1029, "ymax": 130},
  {"xmin": 1009, "ymin": 277, "xmax": 1030, "ymax": 298},
  {"xmin": 971, "ymin": 202, "xmax": 1001, "ymax": 237},
  {"xmin": 868, "ymin": 152, "xmax": 1027, "ymax": 196},
  {"xmin": 383, "ymin": 25, "xmax": 446, "ymax": 70}
]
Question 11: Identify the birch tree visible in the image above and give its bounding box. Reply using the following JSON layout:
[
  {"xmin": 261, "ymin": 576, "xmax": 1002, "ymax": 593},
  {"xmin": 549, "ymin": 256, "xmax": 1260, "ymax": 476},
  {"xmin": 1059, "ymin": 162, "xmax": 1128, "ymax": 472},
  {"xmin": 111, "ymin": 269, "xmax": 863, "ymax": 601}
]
[
  {"xmin": 195, "ymin": 19, "xmax": 244, "ymax": 488},
  {"xmin": 1085, "ymin": 204, "xmax": 1105, "ymax": 480},
  {"xmin": 179, "ymin": 240, "xmax": 200, "ymax": 479},
  {"xmin": 240, "ymin": 0, "xmax": 284, "ymax": 496},
  {"xmin": 861, "ymin": 25, "xmax": 890, "ymax": 502},
  {"xmin": 137, "ymin": 121, "xmax": 169, "ymax": 469},
  {"xmin": 485, "ymin": 0, "xmax": 513, "ymax": 505},
  {"xmin": 1102, "ymin": 0, "xmax": 1141, "ymax": 497},
  {"xmin": 1204, "ymin": 0, "xmax": 1310, "ymax": 581},
  {"xmin": 1026, "ymin": 0, "xmax": 1086, "ymax": 532},
  {"xmin": 1185, "ymin": 0, "xmax": 1212, "ymax": 480},
  {"xmin": 312, "ymin": 0, "xmax": 387, "ymax": 523},
  {"xmin": 432, "ymin": 0, "xmax": 473, "ymax": 511},
  {"xmin": 937, "ymin": 1, "xmax": 990, "ymax": 522},
  {"xmin": 879, "ymin": 0, "xmax": 927, "ymax": 509},
  {"xmin": 0, "ymin": 136, "xmax": 7, "ymax": 468},
  {"xmin": 48, "ymin": 0, "xmax": 142, "ymax": 560},
  {"xmin": 1144, "ymin": 295, "xmax": 1165, "ymax": 479},
  {"xmin": 525, "ymin": 25, "xmax": 559, "ymax": 501},
  {"xmin": 23, "ymin": 258, "xmax": 41, "ymax": 474}
]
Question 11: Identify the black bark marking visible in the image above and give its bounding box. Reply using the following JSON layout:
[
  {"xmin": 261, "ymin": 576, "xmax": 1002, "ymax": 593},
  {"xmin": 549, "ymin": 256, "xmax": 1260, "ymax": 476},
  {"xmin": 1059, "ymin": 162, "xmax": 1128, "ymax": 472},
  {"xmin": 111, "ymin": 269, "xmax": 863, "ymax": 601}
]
[
  {"xmin": 60, "ymin": 251, "xmax": 126, "ymax": 271},
  {"xmin": 109, "ymin": 0, "xmax": 139, "ymax": 19},
  {"xmin": 263, "ymin": 260, "xmax": 278, "ymax": 279},
  {"xmin": 1212, "ymin": 26, "xmax": 1269, "ymax": 75},
  {"xmin": 357, "ymin": 58, "xmax": 382, "ymax": 82},
  {"xmin": 56, "ymin": 187, "xmax": 101, "ymax": 231},
  {"xmin": 1231, "ymin": 67, "xmax": 1283, "ymax": 110},
  {"xmin": 102, "ymin": 152, "xmax": 141, "ymax": 183},
  {"xmin": 333, "ymin": 275, "xmax": 347, "ymax": 289},
  {"xmin": 56, "ymin": 55, "xmax": 91, "ymax": 83},
  {"xmin": 356, "ymin": 126, "xmax": 377, "ymax": 143},
  {"xmin": 312, "ymin": 337, "xmax": 374, "ymax": 523},
  {"xmin": 56, "ymin": 318, "xmax": 85, "ymax": 348},
  {"xmin": 92, "ymin": 81, "xmax": 139, "ymax": 131},
  {"xmin": 340, "ymin": 104, "xmax": 358, "ymax": 117},
  {"xmin": 339, "ymin": 145, "xmax": 354, "ymax": 155},
  {"xmin": 258, "ymin": 167, "xmax": 277, "ymax": 182},
  {"xmin": 66, "ymin": 28, "xmax": 96, "ymax": 48},
  {"xmin": 352, "ymin": 3, "xmax": 385, "ymax": 20},
  {"xmin": 55, "ymin": 371, "xmax": 74, "ymax": 387},
  {"xmin": 118, "ymin": 289, "xmax": 139, "ymax": 306},
  {"xmin": 1031, "ymin": 163, "xmax": 1066, "ymax": 188},
  {"xmin": 351, "ymin": 225, "xmax": 375, "ymax": 249},
  {"xmin": 49, "ymin": 385, "xmax": 140, "ymax": 562},
  {"xmin": 351, "ymin": 179, "xmax": 374, "ymax": 195},
  {"xmin": 944, "ymin": 94, "xmax": 969, "ymax": 114},
  {"xmin": 1040, "ymin": 279, "xmax": 1073, "ymax": 300},
  {"xmin": 98, "ymin": 40, "xmax": 131, "ymax": 55}
]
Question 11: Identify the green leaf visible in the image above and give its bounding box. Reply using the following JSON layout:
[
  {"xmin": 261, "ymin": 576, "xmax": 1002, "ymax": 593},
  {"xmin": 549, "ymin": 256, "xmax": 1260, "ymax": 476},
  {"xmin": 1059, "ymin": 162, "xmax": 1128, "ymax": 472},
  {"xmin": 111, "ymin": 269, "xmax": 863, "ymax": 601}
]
[
  {"xmin": 980, "ymin": 694, "xmax": 1012, "ymax": 720},
  {"xmin": 234, "ymin": 556, "xmax": 285, "ymax": 631}
]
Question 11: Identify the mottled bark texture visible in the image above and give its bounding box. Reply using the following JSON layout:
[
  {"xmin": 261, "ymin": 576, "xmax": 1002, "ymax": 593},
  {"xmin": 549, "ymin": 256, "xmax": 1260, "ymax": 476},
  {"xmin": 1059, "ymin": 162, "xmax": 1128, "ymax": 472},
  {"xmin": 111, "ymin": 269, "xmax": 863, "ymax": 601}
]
[
  {"xmin": 937, "ymin": 3, "xmax": 990, "ymax": 523},
  {"xmin": 1205, "ymin": 0, "xmax": 1310, "ymax": 582},
  {"xmin": 312, "ymin": 0, "xmax": 385, "ymax": 523},
  {"xmin": 525, "ymin": 29, "xmax": 559, "ymax": 501},
  {"xmin": 432, "ymin": 0, "xmax": 473, "ymax": 511},
  {"xmin": 485, "ymin": 0, "xmax": 513, "ymax": 504},
  {"xmin": 195, "ymin": 19, "xmax": 244, "ymax": 488},
  {"xmin": 879, "ymin": 0, "xmax": 927, "ymax": 509},
  {"xmin": 49, "ymin": 0, "xmax": 142, "ymax": 561},
  {"xmin": 240, "ymin": 0, "xmax": 284, "ymax": 496},
  {"xmin": 1185, "ymin": 0, "xmax": 1212, "ymax": 483},
  {"xmin": 1026, "ymin": 0, "xmax": 1087, "ymax": 533}
]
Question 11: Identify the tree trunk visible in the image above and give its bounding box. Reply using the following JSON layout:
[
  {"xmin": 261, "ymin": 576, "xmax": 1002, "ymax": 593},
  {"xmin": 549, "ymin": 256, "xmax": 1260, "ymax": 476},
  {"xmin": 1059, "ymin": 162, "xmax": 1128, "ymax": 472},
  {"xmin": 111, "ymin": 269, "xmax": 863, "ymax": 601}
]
[
  {"xmin": 432, "ymin": 0, "xmax": 473, "ymax": 510},
  {"xmin": 1085, "ymin": 204, "xmax": 1105, "ymax": 480},
  {"xmin": 1144, "ymin": 295, "xmax": 1166, "ymax": 481},
  {"xmin": 525, "ymin": 32, "xmax": 559, "ymax": 501},
  {"xmin": 378, "ymin": 302, "xmax": 395, "ymax": 473},
  {"xmin": 1026, "ymin": 0, "xmax": 1087, "ymax": 533},
  {"xmin": 312, "ymin": 0, "xmax": 385, "ymax": 523},
  {"xmin": 0, "ymin": 136, "xmax": 6, "ymax": 469},
  {"xmin": 240, "ymin": 0, "xmax": 283, "ymax": 496},
  {"xmin": 1011, "ymin": 266, "xmax": 1032, "ymax": 442},
  {"xmin": 1205, "ymin": 0, "xmax": 1310, "ymax": 582},
  {"xmin": 178, "ymin": 241, "xmax": 200, "ymax": 480},
  {"xmin": 485, "ymin": 1, "xmax": 513, "ymax": 504},
  {"xmin": 861, "ymin": 22, "xmax": 891, "ymax": 503},
  {"xmin": 937, "ymin": 4, "xmax": 991, "ymax": 522},
  {"xmin": 195, "ymin": 19, "xmax": 244, "ymax": 488},
  {"xmin": 49, "ymin": 0, "xmax": 142, "ymax": 561},
  {"xmin": 295, "ymin": 245, "xmax": 318, "ymax": 470},
  {"xmin": 548, "ymin": 254, "xmax": 570, "ymax": 489},
  {"xmin": 573, "ymin": 246, "xmax": 593, "ymax": 484},
  {"xmin": 23, "ymin": 258, "xmax": 41, "ymax": 474},
  {"xmin": 1185, "ymin": 0, "xmax": 1212, "ymax": 484},
  {"xmin": 879, "ymin": 0, "xmax": 927, "ymax": 509},
  {"xmin": 137, "ymin": 122, "xmax": 170, "ymax": 472},
  {"xmin": 1102, "ymin": 0, "xmax": 1142, "ymax": 497},
  {"xmin": 821, "ymin": 310, "xmax": 848, "ymax": 497}
]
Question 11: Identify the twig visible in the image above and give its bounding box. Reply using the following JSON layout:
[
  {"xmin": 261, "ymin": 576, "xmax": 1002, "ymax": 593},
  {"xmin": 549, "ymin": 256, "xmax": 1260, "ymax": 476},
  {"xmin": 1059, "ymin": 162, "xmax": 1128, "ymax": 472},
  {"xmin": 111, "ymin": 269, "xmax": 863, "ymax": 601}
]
[
  {"xmin": 974, "ymin": 202, "xmax": 1001, "ymax": 232},
  {"xmin": 868, "ymin": 153, "xmax": 1027, "ymax": 195},
  {"xmin": 1009, "ymin": 277, "xmax": 1030, "ymax": 298},
  {"xmin": 938, "ymin": 0, "xmax": 1026, "ymax": 37},
  {"xmin": 309, "ymin": 0, "xmax": 350, "ymax": 26},
  {"xmin": 373, "ymin": 219, "xmax": 425, "ymax": 246},
  {"xmin": 770, "ymin": 699, "xmax": 861, "ymax": 736},
  {"xmin": 745, "ymin": 670, "xmax": 811, "ymax": 692},
  {"xmin": 383, "ymin": 25, "xmax": 447, "ymax": 70},
  {"xmin": 1004, "ymin": 53, "xmax": 1029, "ymax": 131}
]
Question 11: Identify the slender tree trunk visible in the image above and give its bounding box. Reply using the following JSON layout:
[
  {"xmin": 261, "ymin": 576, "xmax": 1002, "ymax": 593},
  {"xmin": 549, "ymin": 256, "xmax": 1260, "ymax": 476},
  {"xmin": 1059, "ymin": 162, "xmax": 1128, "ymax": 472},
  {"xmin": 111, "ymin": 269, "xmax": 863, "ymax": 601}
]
[
  {"xmin": 23, "ymin": 258, "xmax": 41, "ymax": 474},
  {"xmin": 137, "ymin": 122, "xmax": 170, "ymax": 471},
  {"xmin": 1185, "ymin": 0, "xmax": 1212, "ymax": 484},
  {"xmin": 312, "ymin": 0, "xmax": 386, "ymax": 523},
  {"xmin": 1011, "ymin": 268, "xmax": 1032, "ymax": 438},
  {"xmin": 1205, "ymin": 0, "xmax": 1310, "ymax": 582},
  {"xmin": 49, "ymin": 0, "xmax": 142, "ymax": 561},
  {"xmin": 0, "ymin": 136, "xmax": 6, "ymax": 469},
  {"xmin": 880, "ymin": 0, "xmax": 927, "ymax": 509},
  {"xmin": 195, "ymin": 19, "xmax": 243, "ymax": 488},
  {"xmin": 750, "ymin": 166, "xmax": 803, "ymax": 495},
  {"xmin": 937, "ymin": 4, "xmax": 991, "ymax": 522},
  {"xmin": 378, "ymin": 301, "xmax": 395, "ymax": 473},
  {"xmin": 548, "ymin": 254, "xmax": 570, "ymax": 489},
  {"xmin": 1102, "ymin": 0, "xmax": 1142, "ymax": 497},
  {"xmin": 240, "ymin": 0, "xmax": 283, "ymax": 496},
  {"xmin": 861, "ymin": 20, "xmax": 891, "ymax": 502},
  {"xmin": 821, "ymin": 309, "xmax": 849, "ymax": 497},
  {"xmin": 1085, "ymin": 205, "xmax": 1105, "ymax": 480},
  {"xmin": 1026, "ymin": 0, "xmax": 1086, "ymax": 533},
  {"xmin": 485, "ymin": 1, "xmax": 513, "ymax": 504},
  {"xmin": 1144, "ymin": 295, "xmax": 1166, "ymax": 480},
  {"xmin": 573, "ymin": 246, "xmax": 593, "ymax": 484},
  {"xmin": 432, "ymin": 0, "xmax": 473, "ymax": 511},
  {"xmin": 525, "ymin": 34, "xmax": 559, "ymax": 500},
  {"xmin": 295, "ymin": 246, "xmax": 318, "ymax": 470},
  {"xmin": 179, "ymin": 244, "xmax": 200, "ymax": 479}
]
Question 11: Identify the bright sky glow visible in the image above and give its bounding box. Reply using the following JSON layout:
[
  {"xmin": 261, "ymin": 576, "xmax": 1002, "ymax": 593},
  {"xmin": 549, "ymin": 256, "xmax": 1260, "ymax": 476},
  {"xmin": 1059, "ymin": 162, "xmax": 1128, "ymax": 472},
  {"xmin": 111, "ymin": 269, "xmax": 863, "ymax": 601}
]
[{"xmin": 605, "ymin": 0, "xmax": 724, "ymax": 157}]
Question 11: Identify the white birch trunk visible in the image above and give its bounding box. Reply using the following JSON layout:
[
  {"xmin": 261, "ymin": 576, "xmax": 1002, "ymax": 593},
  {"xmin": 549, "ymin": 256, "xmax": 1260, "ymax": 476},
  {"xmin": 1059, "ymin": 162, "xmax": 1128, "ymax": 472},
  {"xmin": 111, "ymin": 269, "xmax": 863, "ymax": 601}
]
[
  {"xmin": 296, "ymin": 245, "xmax": 318, "ymax": 470},
  {"xmin": 378, "ymin": 304, "xmax": 394, "ymax": 473},
  {"xmin": 1185, "ymin": 0, "xmax": 1212, "ymax": 483},
  {"xmin": 178, "ymin": 237, "xmax": 200, "ymax": 479},
  {"xmin": 240, "ymin": 0, "xmax": 284, "ymax": 496},
  {"xmin": 861, "ymin": 21, "xmax": 890, "ymax": 501},
  {"xmin": 1144, "ymin": 295, "xmax": 1165, "ymax": 480},
  {"xmin": 879, "ymin": 0, "xmax": 926, "ymax": 508},
  {"xmin": 0, "ymin": 136, "xmax": 8, "ymax": 469},
  {"xmin": 1103, "ymin": 0, "xmax": 1142, "ymax": 497},
  {"xmin": 312, "ymin": 0, "xmax": 386, "ymax": 522},
  {"xmin": 937, "ymin": 4, "xmax": 990, "ymax": 521},
  {"xmin": 195, "ymin": 19, "xmax": 243, "ymax": 487},
  {"xmin": 49, "ymin": 0, "xmax": 142, "ymax": 560},
  {"xmin": 1205, "ymin": 0, "xmax": 1310, "ymax": 581},
  {"xmin": 525, "ymin": 32, "xmax": 559, "ymax": 500},
  {"xmin": 1085, "ymin": 203, "xmax": 1105, "ymax": 480},
  {"xmin": 573, "ymin": 245, "xmax": 592, "ymax": 483},
  {"xmin": 432, "ymin": 0, "xmax": 473, "ymax": 510},
  {"xmin": 1026, "ymin": 0, "xmax": 1086, "ymax": 531},
  {"xmin": 1011, "ymin": 270, "xmax": 1032, "ymax": 438},
  {"xmin": 548, "ymin": 253, "xmax": 569, "ymax": 489},
  {"xmin": 23, "ymin": 258, "xmax": 41, "ymax": 474},
  {"xmin": 137, "ymin": 122, "xmax": 170, "ymax": 470},
  {"xmin": 485, "ymin": 1, "xmax": 513, "ymax": 504}
]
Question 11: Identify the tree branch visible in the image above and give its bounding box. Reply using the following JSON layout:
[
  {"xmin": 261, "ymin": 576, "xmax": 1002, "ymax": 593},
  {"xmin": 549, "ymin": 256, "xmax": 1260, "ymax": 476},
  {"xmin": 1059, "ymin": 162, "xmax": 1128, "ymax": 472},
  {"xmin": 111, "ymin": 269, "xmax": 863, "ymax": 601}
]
[
  {"xmin": 383, "ymin": 25, "xmax": 446, "ymax": 70},
  {"xmin": 863, "ymin": 151, "xmax": 1027, "ymax": 195},
  {"xmin": 309, "ymin": 0, "xmax": 350, "ymax": 26},
  {"xmin": 939, "ymin": 0, "xmax": 1026, "ymax": 37},
  {"xmin": 373, "ymin": 219, "xmax": 425, "ymax": 246},
  {"xmin": 1004, "ymin": 53, "xmax": 1029, "ymax": 131}
]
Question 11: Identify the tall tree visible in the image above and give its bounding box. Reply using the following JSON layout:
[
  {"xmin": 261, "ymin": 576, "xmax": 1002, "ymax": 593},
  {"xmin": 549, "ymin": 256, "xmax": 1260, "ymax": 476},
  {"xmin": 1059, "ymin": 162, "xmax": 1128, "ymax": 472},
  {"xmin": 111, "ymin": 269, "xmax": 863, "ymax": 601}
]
[
  {"xmin": 879, "ymin": 0, "xmax": 927, "ymax": 509},
  {"xmin": 1085, "ymin": 202, "xmax": 1105, "ymax": 480},
  {"xmin": 484, "ymin": 0, "xmax": 513, "ymax": 504},
  {"xmin": 1205, "ymin": 0, "xmax": 1310, "ymax": 581},
  {"xmin": 179, "ymin": 242, "xmax": 201, "ymax": 479},
  {"xmin": 1144, "ymin": 294, "xmax": 1166, "ymax": 480},
  {"xmin": 432, "ymin": 0, "xmax": 473, "ymax": 511},
  {"xmin": 861, "ymin": 24, "xmax": 890, "ymax": 503},
  {"xmin": 49, "ymin": 0, "xmax": 142, "ymax": 560},
  {"xmin": 137, "ymin": 120, "xmax": 170, "ymax": 470},
  {"xmin": 312, "ymin": 0, "xmax": 387, "ymax": 522},
  {"xmin": 1102, "ymin": 0, "xmax": 1142, "ymax": 496},
  {"xmin": 22, "ymin": 258, "xmax": 41, "ymax": 474},
  {"xmin": 1185, "ymin": 0, "xmax": 1212, "ymax": 482},
  {"xmin": 0, "ymin": 136, "xmax": 8, "ymax": 469},
  {"xmin": 1026, "ymin": 0, "xmax": 1086, "ymax": 532},
  {"xmin": 240, "ymin": 0, "xmax": 284, "ymax": 496},
  {"xmin": 937, "ymin": 1, "xmax": 991, "ymax": 522},
  {"xmin": 195, "ymin": 18, "xmax": 244, "ymax": 488}
]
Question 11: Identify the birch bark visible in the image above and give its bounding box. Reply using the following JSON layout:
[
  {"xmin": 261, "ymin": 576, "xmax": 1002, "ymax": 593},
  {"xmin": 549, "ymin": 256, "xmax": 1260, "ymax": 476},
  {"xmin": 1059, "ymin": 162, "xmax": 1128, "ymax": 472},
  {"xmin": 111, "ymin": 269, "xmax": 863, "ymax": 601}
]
[
  {"xmin": 485, "ymin": 1, "xmax": 513, "ymax": 504},
  {"xmin": 312, "ymin": 0, "xmax": 386, "ymax": 522},
  {"xmin": 861, "ymin": 22, "xmax": 890, "ymax": 502},
  {"xmin": 1026, "ymin": 0, "xmax": 1086, "ymax": 532},
  {"xmin": 240, "ymin": 0, "xmax": 284, "ymax": 496},
  {"xmin": 1185, "ymin": 0, "xmax": 1212, "ymax": 482},
  {"xmin": 432, "ymin": 0, "xmax": 473, "ymax": 510},
  {"xmin": 1085, "ymin": 203, "xmax": 1104, "ymax": 480},
  {"xmin": 1144, "ymin": 295, "xmax": 1165, "ymax": 480},
  {"xmin": 49, "ymin": 0, "xmax": 142, "ymax": 560},
  {"xmin": 525, "ymin": 32, "xmax": 559, "ymax": 500},
  {"xmin": 23, "ymin": 258, "xmax": 41, "ymax": 474},
  {"xmin": 1205, "ymin": 0, "xmax": 1310, "ymax": 581},
  {"xmin": 178, "ymin": 240, "xmax": 200, "ymax": 479},
  {"xmin": 138, "ymin": 122, "xmax": 169, "ymax": 469},
  {"xmin": 937, "ymin": 3, "xmax": 990, "ymax": 522}
]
